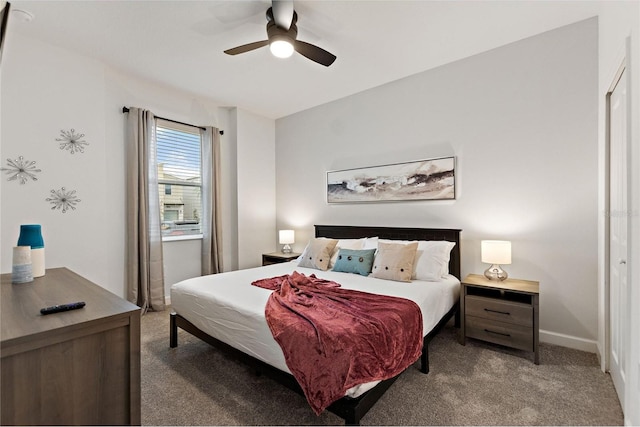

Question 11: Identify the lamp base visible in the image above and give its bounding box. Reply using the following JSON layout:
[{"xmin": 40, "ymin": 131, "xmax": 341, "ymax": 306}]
[
  {"xmin": 484, "ymin": 264, "xmax": 508, "ymax": 281},
  {"xmin": 281, "ymin": 244, "xmax": 292, "ymax": 254}
]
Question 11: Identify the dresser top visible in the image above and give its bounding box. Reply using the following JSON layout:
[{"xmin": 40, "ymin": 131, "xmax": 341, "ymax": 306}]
[{"xmin": 1, "ymin": 267, "xmax": 139, "ymax": 345}]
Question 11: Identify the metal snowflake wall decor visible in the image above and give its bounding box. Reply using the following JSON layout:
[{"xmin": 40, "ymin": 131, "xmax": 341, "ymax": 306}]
[
  {"xmin": 1, "ymin": 156, "xmax": 42, "ymax": 184},
  {"xmin": 56, "ymin": 128, "xmax": 89, "ymax": 154},
  {"xmin": 46, "ymin": 187, "xmax": 81, "ymax": 213}
]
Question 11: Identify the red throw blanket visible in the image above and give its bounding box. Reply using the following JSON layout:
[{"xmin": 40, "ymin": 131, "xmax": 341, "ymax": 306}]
[{"xmin": 252, "ymin": 271, "xmax": 423, "ymax": 415}]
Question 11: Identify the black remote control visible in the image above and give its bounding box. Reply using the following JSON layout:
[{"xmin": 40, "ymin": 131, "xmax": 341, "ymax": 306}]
[{"xmin": 40, "ymin": 301, "xmax": 86, "ymax": 315}]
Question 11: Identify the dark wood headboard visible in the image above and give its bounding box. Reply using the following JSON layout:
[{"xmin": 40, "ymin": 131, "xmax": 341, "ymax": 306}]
[{"xmin": 315, "ymin": 225, "xmax": 461, "ymax": 280}]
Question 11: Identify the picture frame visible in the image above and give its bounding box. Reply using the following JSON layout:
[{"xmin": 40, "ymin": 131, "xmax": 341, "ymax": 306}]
[
  {"xmin": 327, "ymin": 156, "xmax": 455, "ymax": 203},
  {"xmin": 0, "ymin": 2, "xmax": 10, "ymax": 66}
]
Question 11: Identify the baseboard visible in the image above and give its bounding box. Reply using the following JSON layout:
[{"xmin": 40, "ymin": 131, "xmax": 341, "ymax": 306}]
[
  {"xmin": 540, "ymin": 329, "xmax": 598, "ymax": 353},
  {"xmin": 165, "ymin": 295, "xmax": 171, "ymax": 306}
]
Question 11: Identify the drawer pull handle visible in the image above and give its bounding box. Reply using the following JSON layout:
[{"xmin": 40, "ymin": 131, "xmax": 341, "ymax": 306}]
[
  {"xmin": 485, "ymin": 329, "xmax": 511, "ymax": 337},
  {"xmin": 484, "ymin": 308, "xmax": 510, "ymax": 316}
]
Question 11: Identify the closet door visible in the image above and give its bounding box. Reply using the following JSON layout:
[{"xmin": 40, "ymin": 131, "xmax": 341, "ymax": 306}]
[{"xmin": 608, "ymin": 66, "xmax": 628, "ymax": 411}]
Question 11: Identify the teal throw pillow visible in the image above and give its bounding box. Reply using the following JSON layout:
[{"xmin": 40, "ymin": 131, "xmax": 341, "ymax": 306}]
[{"xmin": 332, "ymin": 248, "xmax": 376, "ymax": 276}]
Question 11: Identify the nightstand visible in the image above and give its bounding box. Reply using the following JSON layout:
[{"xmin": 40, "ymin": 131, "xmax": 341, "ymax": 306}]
[
  {"xmin": 459, "ymin": 273, "xmax": 539, "ymax": 364},
  {"xmin": 262, "ymin": 252, "xmax": 301, "ymax": 266}
]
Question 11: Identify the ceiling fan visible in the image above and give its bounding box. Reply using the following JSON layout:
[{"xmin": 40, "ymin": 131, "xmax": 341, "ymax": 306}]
[{"xmin": 224, "ymin": 0, "xmax": 336, "ymax": 67}]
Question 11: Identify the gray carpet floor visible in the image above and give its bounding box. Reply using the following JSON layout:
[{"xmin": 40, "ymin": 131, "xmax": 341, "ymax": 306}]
[{"xmin": 140, "ymin": 309, "xmax": 623, "ymax": 426}]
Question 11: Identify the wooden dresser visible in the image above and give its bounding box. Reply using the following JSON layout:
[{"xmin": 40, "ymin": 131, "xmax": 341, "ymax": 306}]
[{"xmin": 1, "ymin": 267, "xmax": 141, "ymax": 425}]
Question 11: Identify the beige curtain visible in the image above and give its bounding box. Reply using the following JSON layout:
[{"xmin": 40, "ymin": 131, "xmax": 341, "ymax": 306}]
[
  {"xmin": 125, "ymin": 107, "xmax": 166, "ymax": 313},
  {"xmin": 201, "ymin": 126, "xmax": 222, "ymax": 275}
]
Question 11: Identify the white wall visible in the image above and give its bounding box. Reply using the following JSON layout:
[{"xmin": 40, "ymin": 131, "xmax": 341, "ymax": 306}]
[
  {"xmin": 1, "ymin": 33, "xmax": 276, "ymax": 299},
  {"xmin": 597, "ymin": 2, "xmax": 640, "ymax": 425},
  {"xmin": 276, "ymin": 18, "xmax": 599, "ymax": 350},
  {"xmin": 2, "ymin": 34, "xmax": 115, "ymax": 291},
  {"xmin": 235, "ymin": 108, "xmax": 277, "ymax": 268}
]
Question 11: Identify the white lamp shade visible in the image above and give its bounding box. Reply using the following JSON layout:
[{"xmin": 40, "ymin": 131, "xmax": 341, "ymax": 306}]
[
  {"xmin": 279, "ymin": 230, "xmax": 295, "ymax": 245},
  {"xmin": 481, "ymin": 240, "xmax": 512, "ymax": 265}
]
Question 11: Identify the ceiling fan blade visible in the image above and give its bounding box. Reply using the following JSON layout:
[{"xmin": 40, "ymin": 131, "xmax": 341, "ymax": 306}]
[
  {"xmin": 271, "ymin": 0, "xmax": 294, "ymax": 29},
  {"xmin": 224, "ymin": 40, "xmax": 269, "ymax": 55},
  {"xmin": 294, "ymin": 40, "xmax": 336, "ymax": 67}
]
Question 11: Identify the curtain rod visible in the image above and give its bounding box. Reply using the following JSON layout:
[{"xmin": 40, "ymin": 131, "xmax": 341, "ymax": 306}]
[{"xmin": 122, "ymin": 107, "xmax": 223, "ymax": 135}]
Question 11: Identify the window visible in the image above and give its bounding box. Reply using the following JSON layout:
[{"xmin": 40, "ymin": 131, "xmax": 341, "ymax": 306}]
[{"xmin": 156, "ymin": 119, "xmax": 202, "ymax": 238}]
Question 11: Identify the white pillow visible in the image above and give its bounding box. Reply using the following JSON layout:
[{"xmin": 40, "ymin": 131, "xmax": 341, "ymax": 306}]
[
  {"xmin": 329, "ymin": 238, "xmax": 365, "ymax": 268},
  {"xmin": 362, "ymin": 236, "xmax": 379, "ymax": 250},
  {"xmin": 414, "ymin": 241, "xmax": 455, "ymax": 281},
  {"xmin": 378, "ymin": 239, "xmax": 456, "ymax": 281}
]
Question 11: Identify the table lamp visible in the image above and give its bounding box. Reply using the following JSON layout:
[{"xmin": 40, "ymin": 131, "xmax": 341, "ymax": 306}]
[
  {"xmin": 481, "ymin": 240, "xmax": 511, "ymax": 281},
  {"xmin": 279, "ymin": 230, "xmax": 294, "ymax": 254}
]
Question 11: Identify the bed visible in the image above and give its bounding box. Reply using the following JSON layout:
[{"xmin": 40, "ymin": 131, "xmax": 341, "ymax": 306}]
[{"xmin": 170, "ymin": 225, "xmax": 461, "ymax": 425}]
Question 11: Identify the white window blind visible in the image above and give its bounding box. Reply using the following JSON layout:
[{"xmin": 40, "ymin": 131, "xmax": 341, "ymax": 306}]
[{"xmin": 156, "ymin": 119, "xmax": 202, "ymax": 238}]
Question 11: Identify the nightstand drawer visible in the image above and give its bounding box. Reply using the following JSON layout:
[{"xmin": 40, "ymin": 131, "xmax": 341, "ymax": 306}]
[
  {"xmin": 466, "ymin": 295, "xmax": 533, "ymax": 327},
  {"xmin": 466, "ymin": 315, "xmax": 533, "ymax": 352}
]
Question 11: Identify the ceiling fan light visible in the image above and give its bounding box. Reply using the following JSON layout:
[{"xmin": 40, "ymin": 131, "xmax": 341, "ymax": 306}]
[{"xmin": 270, "ymin": 40, "xmax": 294, "ymax": 58}]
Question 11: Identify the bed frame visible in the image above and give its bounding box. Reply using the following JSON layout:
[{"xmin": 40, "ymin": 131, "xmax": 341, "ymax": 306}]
[{"xmin": 170, "ymin": 225, "xmax": 461, "ymax": 425}]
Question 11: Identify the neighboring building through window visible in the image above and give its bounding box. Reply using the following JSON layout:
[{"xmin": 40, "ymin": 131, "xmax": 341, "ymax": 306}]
[{"xmin": 156, "ymin": 119, "xmax": 202, "ymax": 238}]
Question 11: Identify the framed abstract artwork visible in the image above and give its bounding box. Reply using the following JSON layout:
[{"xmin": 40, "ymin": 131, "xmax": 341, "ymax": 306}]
[
  {"xmin": 327, "ymin": 156, "xmax": 455, "ymax": 203},
  {"xmin": 0, "ymin": 2, "xmax": 10, "ymax": 66}
]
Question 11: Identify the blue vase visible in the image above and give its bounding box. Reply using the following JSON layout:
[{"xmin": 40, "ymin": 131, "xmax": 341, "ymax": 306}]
[{"xmin": 17, "ymin": 224, "xmax": 45, "ymax": 277}]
